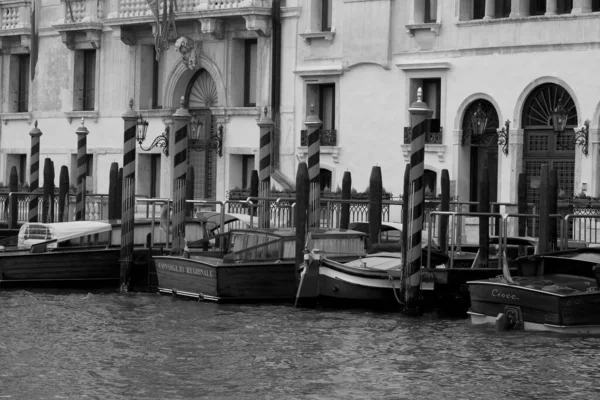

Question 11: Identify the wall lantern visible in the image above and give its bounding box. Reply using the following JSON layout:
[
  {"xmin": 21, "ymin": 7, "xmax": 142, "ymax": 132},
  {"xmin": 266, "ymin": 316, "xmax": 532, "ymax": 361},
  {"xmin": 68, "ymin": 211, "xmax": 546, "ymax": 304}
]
[
  {"xmin": 188, "ymin": 112, "xmax": 224, "ymax": 158},
  {"xmin": 470, "ymin": 102, "xmax": 488, "ymax": 136},
  {"xmin": 136, "ymin": 115, "xmax": 169, "ymax": 156},
  {"xmin": 551, "ymin": 100, "xmax": 568, "ymax": 134},
  {"xmin": 462, "ymin": 101, "xmax": 509, "ymax": 155},
  {"xmin": 551, "ymin": 99, "xmax": 589, "ymax": 156}
]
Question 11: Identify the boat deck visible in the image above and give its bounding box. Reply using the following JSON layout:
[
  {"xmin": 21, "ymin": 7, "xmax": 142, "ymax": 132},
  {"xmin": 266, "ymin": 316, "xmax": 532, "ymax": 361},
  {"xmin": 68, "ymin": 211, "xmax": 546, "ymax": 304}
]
[{"xmin": 474, "ymin": 274, "xmax": 599, "ymax": 296}]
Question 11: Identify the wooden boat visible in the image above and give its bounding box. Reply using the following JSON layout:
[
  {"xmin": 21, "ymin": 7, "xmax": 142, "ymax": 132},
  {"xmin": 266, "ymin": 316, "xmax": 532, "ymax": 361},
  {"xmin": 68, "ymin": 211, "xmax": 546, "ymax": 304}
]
[
  {"xmin": 467, "ymin": 248, "xmax": 600, "ymax": 334},
  {"xmin": 420, "ymin": 236, "xmax": 538, "ymax": 313},
  {"xmin": 153, "ymin": 223, "xmax": 368, "ymax": 302},
  {"xmin": 295, "ymin": 244, "xmax": 451, "ymax": 309},
  {"xmin": 0, "ymin": 217, "xmax": 212, "ymax": 289},
  {"xmin": 0, "ymin": 221, "xmax": 121, "ymax": 286}
]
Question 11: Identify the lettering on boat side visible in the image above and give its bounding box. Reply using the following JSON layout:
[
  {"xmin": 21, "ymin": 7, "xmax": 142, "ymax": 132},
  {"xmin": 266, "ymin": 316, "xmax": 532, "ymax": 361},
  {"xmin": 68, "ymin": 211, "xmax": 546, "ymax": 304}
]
[
  {"xmin": 156, "ymin": 262, "xmax": 214, "ymax": 278},
  {"xmin": 492, "ymin": 289, "xmax": 519, "ymax": 300}
]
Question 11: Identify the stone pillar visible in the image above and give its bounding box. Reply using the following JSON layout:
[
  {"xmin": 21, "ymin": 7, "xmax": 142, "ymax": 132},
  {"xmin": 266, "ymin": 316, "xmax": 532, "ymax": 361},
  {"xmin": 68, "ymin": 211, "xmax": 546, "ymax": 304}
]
[
  {"xmin": 510, "ymin": 0, "xmax": 530, "ymax": 18},
  {"xmin": 572, "ymin": 0, "xmax": 592, "ymax": 14},
  {"xmin": 484, "ymin": 0, "xmax": 496, "ymax": 19},
  {"xmin": 545, "ymin": 0, "xmax": 558, "ymax": 15}
]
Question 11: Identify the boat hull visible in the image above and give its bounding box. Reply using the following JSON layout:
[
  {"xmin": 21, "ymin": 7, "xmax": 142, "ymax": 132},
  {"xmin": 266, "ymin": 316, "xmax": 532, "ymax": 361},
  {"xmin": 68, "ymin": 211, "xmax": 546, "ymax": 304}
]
[
  {"xmin": 154, "ymin": 255, "xmax": 296, "ymax": 302},
  {"xmin": 468, "ymin": 276, "xmax": 600, "ymax": 330},
  {"xmin": 317, "ymin": 262, "xmax": 402, "ymax": 308},
  {"xmin": 0, "ymin": 248, "xmax": 121, "ymax": 285}
]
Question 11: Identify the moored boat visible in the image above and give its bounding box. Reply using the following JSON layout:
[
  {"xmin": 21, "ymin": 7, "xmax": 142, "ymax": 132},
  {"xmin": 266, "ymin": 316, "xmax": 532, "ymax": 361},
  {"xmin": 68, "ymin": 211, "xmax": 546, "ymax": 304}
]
[
  {"xmin": 0, "ymin": 221, "xmax": 121, "ymax": 287},
  {"xmin": 467, "ymin": 248, "xmax": 600, "ymax": 334},
  {"xmin": 295, "ymin": 245, "xmax": 450, "ymax": 310},
  {"xmin": 154, "ymin": 223, "xmax": 368, "ymax": 302}
]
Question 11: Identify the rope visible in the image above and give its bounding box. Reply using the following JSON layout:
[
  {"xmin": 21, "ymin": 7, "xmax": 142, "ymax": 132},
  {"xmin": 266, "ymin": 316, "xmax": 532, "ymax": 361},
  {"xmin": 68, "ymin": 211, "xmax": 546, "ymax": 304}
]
[{"xmin": 389, "ymin": 273, "xmax": 405, "ymax": 305}]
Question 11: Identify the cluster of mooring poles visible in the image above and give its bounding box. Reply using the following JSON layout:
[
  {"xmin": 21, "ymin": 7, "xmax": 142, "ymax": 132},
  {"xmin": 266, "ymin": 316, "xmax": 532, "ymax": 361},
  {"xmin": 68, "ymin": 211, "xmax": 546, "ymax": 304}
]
[
  {"xmin": 4, "ymin": 118, "xmax": 123, "ymax": 230},
  {"xmin": 289, "ymin": 88, "xmax": 437, "ymax": 315}
]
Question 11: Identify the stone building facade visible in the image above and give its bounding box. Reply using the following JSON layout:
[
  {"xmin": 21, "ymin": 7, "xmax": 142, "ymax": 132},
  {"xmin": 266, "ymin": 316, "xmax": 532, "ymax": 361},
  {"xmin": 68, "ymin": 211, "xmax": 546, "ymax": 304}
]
[{"xmin": 1, "ymin": 0, "xmax": 600, "ymax": 213}]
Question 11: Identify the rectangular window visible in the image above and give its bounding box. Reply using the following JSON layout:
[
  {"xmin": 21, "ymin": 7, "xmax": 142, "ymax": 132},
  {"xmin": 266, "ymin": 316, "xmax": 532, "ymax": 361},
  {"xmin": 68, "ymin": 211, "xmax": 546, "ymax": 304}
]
[
  {"xmin": 594, "ymin": 0, "xmax": 600, "ymax": 11},
  {"xmin": 321, "ymin": 0, "xmax": 332, "ymax": 31},
  {"xmin": 319, "ymin": 84, "xmax": 335, "ymax": 131},
  {"xmin": 244, "ymin": 40, "xmax": 257, "ymax": 107},
  {"xmin": 19, "ymin": 154, "xmax": 27, "ymax": 186},
  {"xmin": 18, "ymin": 55, "xmax": 30, "ymax": 112},
  {"xmin": 424, "ymin": 0, "xmax": 438, "ymax": 23},
  {"xmin": 495, "ymin": 0, "xmax": 511, "ymax": 18},
  {"xmin": 556, "ymin": 0, "xmax": 573, "ymax": 14},
  {"xmin": 473, "ymin": 0, "xmax": 486, "ymax": 19},
  {"xmin": 83, "ymin": 50, "xmax": 96, "ymax": 111},
  {"xmin": 422, "ymin": 78, "xmax": 441, "ymax": 132},
  {"xmin": 74, "ymin": 50, "xmax": 96, "ymax": 111},
  {"xmin": 529, "ymin": 0, "xmax": 546, "ymax": 15}
]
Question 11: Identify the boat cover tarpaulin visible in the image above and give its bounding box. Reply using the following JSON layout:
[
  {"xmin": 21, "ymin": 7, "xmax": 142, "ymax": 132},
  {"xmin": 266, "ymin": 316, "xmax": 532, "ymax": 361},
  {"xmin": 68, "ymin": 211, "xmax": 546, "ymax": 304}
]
[{"xmin": 18, "ymin": 221, "xmax": 113, "ymax": 249}]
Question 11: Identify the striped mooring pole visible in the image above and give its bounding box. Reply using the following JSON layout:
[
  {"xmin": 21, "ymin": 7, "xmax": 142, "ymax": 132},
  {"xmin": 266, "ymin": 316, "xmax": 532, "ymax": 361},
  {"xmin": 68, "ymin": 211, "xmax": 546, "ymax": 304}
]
[
  {"xmin": 257, "ymin": 107, "xmax": 273, "ymax": 229},
  {"xmin": 305, "ymin": 105, "xmax": 322, "ymax": 229},
  {"xmin": 171, "ymin": 99, "xmax": 191, "ymax": 254},
  {"xmin": 28, "ymin": 121, "xmax": 43, "ymax": 222},
  {"xmin": 120, "ymin": 100, "xmax": 139, "ymax": 292},
  {"xmin": 404, "ymin": 87, "xmax": 432, "ymax": 316},
  {"xmin": 75, "ymin": 118, "xmax": 89, "ymax": 221}
]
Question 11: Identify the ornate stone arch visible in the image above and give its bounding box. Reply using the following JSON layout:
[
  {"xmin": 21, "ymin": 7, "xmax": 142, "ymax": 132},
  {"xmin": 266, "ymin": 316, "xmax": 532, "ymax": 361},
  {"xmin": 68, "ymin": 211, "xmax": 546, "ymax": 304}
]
[
  {"xmin": 163, "ymin": 53, "xmax": 227, "ymax": 108},
  {"xmin": 513, "ymin": 76, "xmax": 580, "ymax": 129},
  {"xmin": 454, "ymin": 92, "xmax": 504, "ymax": 132}
]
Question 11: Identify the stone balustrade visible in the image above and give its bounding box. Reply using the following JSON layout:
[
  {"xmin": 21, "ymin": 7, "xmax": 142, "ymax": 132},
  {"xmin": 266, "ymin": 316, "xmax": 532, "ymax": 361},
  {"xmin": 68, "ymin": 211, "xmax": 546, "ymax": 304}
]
[
  {"xmin": 113, "ymin": 0, "xmax": 271, "ymax": 19},
  {"xmin": 0, "ymin": 1, "xmax": 30, "ymax": 31}
]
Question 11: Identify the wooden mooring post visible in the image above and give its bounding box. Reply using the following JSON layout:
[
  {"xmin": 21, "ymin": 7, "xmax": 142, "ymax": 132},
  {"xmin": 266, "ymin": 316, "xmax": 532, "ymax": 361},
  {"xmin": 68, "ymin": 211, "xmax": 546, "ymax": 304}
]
[
  {"xmin": 368, "ymin": 166, "xmax": 382, "ymax": 250},
  {"xmin": 305, "ymin": 105, "xmax": 322, "ymax": 229},
  {"xmin": 340, "ymin": 171, "xmax": 351, "ymax": 230},
  {"xmin": 75, "ymin": 118, "xmax": 89, "ymax": 221},
  {"xmin": 120, "ymin": 100, "xmax": 138, "ymax": 292},
  {"xmin": 58, "ymin": 166, "xmax": 69, "ymax": 222},
  {"xmin": 8, "ymin": 167, "xmax": 18, "ymax": 229},
  {"xmin": 295, "ymin": 162, "xmax": 309, "ymax": 283},
  {"xmin": 108, "ymin": 162, "xmax": 119, "ymax": 220},
  {"xmin": 404, "ymin": 87, "xmax": 432, "ymax": 316},
  {"xmin": 258, "ymin": 109, "xmax": 273, "ymax": 228},
  {"xmin": 28, "ymin": 121, "xmax": 42, "ymax": 223},
  {"xmin": 439, "ymin": 169, "xmax": 450, "ymax": 254},
  {"xmin": 478, "ymin": 163, "xmax": 490, "ymax": 268}
]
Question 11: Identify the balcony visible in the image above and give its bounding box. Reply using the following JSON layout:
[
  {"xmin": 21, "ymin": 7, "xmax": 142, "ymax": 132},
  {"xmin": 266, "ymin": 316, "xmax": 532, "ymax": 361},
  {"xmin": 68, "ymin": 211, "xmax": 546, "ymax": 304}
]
[
  {"xmin": 105, "ymin": 0, "xmax": 273, "ymax": 42},
  {"xmin": 402, "ymin": 122, "xmax": 446, "ymax": 163},
  {"xmin": 53, "ymin": 0, "xmax": 104, "ymax": 49},
  {"xmin": 298, "ymin": 129, "xmax": 340, "ymax": 163},
  {"xmin": 403, "ymin": 120, "xmax": 443, "ymax": 145},
  {"xmin": 0, "ymin": 1, "xmax": 32, "ymax": 51},
  {"xmin": 300, "ymin": 129, "xmax": 337, "ymax": 146}
]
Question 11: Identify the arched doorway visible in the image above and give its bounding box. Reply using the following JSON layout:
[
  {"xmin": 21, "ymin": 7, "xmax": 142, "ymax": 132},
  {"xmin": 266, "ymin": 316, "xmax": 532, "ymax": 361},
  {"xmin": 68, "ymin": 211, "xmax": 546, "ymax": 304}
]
[
  {"xmin": 185, "ymin": 68, "xmax": 219, "ymax": 200},
  {"xmin": 462, "ymin": 99, "xmax": 499, "ymax": 209},
  {"xmin": 522, "ymin": 83, "xmax": 576, "ymax": 209}
]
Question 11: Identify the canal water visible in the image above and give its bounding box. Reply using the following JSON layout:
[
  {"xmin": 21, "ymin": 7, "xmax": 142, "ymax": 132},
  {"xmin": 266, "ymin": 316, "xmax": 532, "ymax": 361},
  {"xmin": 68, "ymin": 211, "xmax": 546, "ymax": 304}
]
[{"xmin": 1, "ymin": 290, "xmax": 599, "ymax": 400}]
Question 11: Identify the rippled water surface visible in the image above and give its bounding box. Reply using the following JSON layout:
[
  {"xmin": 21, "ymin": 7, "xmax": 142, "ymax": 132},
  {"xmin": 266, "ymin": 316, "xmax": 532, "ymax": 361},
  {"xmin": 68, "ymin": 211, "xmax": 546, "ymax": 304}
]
[{"xmin": 1, "ymin": 290, "xmax": 600, "ymax": 400}]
